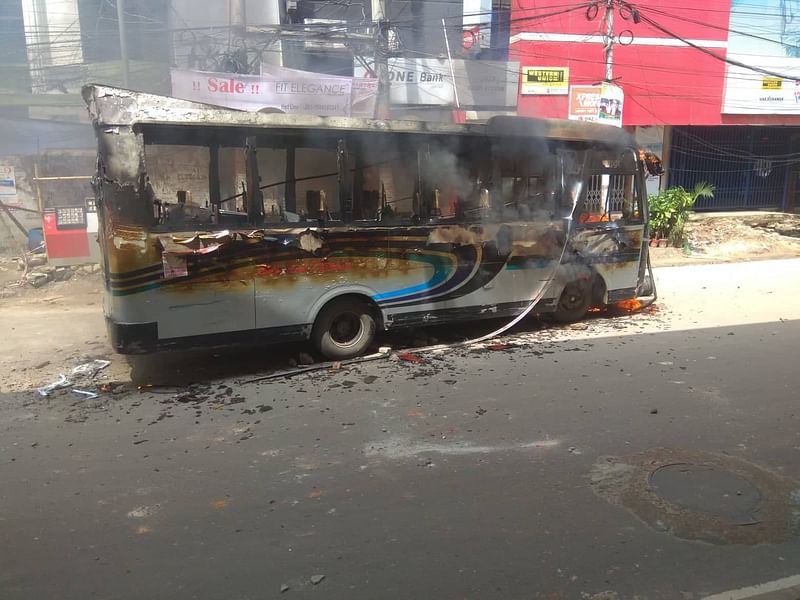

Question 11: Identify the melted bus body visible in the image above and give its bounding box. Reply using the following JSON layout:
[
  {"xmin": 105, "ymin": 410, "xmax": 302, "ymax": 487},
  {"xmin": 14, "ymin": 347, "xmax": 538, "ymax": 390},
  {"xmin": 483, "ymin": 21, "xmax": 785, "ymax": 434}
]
[{"xmin": 84, "ymin": 85, "xmax": 655, "ymax": 359}]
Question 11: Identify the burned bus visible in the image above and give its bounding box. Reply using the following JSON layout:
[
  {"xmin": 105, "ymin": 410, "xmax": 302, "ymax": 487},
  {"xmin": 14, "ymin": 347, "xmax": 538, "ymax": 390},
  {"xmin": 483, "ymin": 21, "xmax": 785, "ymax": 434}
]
[{"xmin": 83, "ymin": 84, "xmax": 658, "ymax": 360}]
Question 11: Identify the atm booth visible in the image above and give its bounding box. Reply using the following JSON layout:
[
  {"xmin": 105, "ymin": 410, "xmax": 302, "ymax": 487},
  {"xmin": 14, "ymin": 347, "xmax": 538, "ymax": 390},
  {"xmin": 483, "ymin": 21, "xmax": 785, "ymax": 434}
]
[{"xmin": 42, "ymin": 198, "xmax": 100, "ymax": 266}]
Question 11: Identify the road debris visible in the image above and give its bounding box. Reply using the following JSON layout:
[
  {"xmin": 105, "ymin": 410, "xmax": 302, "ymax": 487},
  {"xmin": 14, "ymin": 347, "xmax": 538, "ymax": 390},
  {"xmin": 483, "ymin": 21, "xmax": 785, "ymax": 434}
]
[
  {"xmin": 280, "ymin": 584, "xmax": 290, "ymax": 593},
  {"xmin": 8, "ymin": 260, "xmax": 101, "ymax": 290},
  {"xmin": 396, "ymin": 352, "xmax": 425, "ymax": 364},
  {"xmin": 72, "ymin": 389, "xmax": 99, "ymax": 400},
  {"xmin": 487, "ymin": 342, "xmax": 513, "ymax": 351},
  {"xmin": 240, "ymin": 347, "xmax": 392, "ymax": 383},
  {"xmin": 71, "ymin": 359, "xmax": 111, "ymax": 378},
  {"xmin": 37, "ymin": 374, "xmax": 70, "ymax": 396},
  {"xmin": 310, "ymin": 574, "xmax": 325, "ymax": 585}
]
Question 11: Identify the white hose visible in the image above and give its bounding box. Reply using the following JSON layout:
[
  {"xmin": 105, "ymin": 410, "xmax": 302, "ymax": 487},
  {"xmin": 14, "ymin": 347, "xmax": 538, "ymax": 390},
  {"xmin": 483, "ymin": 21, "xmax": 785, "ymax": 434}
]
[{"xmin": 408, "ymin": 206, "xmax": 579, "ymax": 355}]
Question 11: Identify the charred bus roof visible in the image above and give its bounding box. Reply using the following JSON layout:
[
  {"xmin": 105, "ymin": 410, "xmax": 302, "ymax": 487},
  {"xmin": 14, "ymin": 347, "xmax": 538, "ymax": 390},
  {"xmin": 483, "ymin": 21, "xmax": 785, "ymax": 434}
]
[{"xmin": 82, "ymin": 84, "xmax": 636, "ymax": 147}]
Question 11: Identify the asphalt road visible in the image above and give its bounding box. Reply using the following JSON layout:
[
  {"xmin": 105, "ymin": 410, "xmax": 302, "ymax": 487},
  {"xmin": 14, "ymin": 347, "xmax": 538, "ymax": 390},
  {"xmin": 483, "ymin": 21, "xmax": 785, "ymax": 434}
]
[{"xmin": 1, "ymin": 260, "xmax": 799, "ymax": 600}]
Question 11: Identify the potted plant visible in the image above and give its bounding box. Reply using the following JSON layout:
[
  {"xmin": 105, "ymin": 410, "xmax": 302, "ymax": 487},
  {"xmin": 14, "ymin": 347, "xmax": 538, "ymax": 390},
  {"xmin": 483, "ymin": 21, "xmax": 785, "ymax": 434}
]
[{"xmin": 648, "ymin": 182, "xmax": 714, "ymax": 248}]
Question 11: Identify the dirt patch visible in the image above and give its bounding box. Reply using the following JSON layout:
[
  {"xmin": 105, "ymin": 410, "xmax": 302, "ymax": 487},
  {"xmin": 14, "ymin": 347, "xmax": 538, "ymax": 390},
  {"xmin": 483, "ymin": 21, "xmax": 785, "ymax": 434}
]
[
  {"xmin": 650, "ymin": 213, "xmax": 800, "ymax": 267},
  {"xmin": 0, "ymin": 272, "xmax": 123, "ymax": 393}
]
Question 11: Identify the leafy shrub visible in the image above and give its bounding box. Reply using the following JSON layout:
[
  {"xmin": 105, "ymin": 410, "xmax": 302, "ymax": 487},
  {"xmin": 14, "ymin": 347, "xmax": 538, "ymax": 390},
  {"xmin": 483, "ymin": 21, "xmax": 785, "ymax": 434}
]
[{"xmin": 648, "ymin": 182, "xmax": 714, "ymax": 245}]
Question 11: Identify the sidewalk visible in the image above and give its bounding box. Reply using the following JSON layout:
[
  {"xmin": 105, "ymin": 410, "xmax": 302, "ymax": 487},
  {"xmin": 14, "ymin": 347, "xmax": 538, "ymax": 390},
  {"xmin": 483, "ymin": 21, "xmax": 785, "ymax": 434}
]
[{"xmin": 650, "ymin": 212, "xmax": 800, "ymax": 267}]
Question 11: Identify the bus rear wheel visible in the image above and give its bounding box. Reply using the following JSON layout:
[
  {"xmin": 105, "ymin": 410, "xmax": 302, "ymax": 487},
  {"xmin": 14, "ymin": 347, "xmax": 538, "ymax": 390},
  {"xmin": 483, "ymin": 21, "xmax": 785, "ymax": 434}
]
[
  {"xmin": 550, "ymin": 280, "xmax": 592, "ymax": 324},
  {"xmin": 312, "ymin": 297, "xmax": 377, "ymax": 360}
]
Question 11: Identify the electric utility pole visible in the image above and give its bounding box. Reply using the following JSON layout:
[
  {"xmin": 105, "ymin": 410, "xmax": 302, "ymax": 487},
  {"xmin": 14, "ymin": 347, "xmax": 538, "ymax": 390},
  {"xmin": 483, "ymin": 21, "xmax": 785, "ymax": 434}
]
[
  {"xmin": 231, "ymin": 0, "xmax": 246, "ymax": 34},
  {"xmin": 603, "ymin": 0, "xmax": 614, "ymax": 82},
  {"xmin": 372, "ymin": 0, "xmax": 390, "ymax": 118},
  {"xmin": 116, "ymin": 0, "xmax": 130, "ymax": 87}
]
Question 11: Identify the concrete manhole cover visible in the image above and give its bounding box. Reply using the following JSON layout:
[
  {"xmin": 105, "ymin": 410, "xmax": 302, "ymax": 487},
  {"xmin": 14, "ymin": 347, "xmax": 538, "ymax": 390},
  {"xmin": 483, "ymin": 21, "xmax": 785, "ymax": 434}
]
[
  {"xmin": 649, "ymin": 464, "xmax": 762, "ymax": 525},
  {"xmin": 590, "ymin": 448, "xmax": 800, "ymax": 545}
]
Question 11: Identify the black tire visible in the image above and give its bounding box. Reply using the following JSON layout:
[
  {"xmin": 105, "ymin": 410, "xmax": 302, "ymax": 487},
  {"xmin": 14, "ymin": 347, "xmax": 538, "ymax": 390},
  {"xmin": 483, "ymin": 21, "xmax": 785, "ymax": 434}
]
[
  {"xmin": 550, "ymin": 280, "xmax": 592, "ymax": 324},
  {"xmin": 312, "ymin": 297, "xmax": 377, "ymax": 360}
]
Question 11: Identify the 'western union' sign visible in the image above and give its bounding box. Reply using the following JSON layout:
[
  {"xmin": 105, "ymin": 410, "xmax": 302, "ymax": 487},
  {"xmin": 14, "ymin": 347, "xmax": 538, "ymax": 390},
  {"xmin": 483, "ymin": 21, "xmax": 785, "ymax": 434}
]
[
  {"xmin": 521, "ymin": 66, "xmax": 569, "ymax": 95},
  {"xmin": 761, "ymin": 77, "xmax": 783, "ymax": 90}
]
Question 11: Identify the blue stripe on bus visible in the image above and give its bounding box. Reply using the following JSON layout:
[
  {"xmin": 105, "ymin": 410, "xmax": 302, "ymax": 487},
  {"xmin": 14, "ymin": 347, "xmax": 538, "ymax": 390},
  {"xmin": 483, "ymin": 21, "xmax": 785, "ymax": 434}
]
[{"xmin": 372, "ymin": 253, "xmax": 454, "ymax": 302}]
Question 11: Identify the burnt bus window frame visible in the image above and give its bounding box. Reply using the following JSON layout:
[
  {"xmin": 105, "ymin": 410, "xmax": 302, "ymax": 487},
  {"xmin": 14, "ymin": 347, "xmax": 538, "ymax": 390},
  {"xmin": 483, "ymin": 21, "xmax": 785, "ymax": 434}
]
[
  {"xmin": 142, "ymin": 125, "xmax": 247, "ymax": 232},
  {"xmin": 139, "ymin": 125, "xmax": 623, "ymax": 231},
  {"xmin": 575, "ymin": 146, "xmax": 645, "ymax": 226},
  {"xmin": 142, "ymin": 124, "xmax": 349, "ymax": 231},
  {"xmin": 141, "ymin": 125, "xmax": 432, "ymax": 230}
]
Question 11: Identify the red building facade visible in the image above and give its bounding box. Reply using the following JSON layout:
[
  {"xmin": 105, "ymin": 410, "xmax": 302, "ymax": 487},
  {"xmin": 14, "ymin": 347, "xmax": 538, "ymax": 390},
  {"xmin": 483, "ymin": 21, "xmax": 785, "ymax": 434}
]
[
  {"xmin": 510, "ymin": 0, "xmax": 732, "ymax": 126},
  {"xmin": 509, "ymin": 0, "xmax": 800, "ymax": 210}
]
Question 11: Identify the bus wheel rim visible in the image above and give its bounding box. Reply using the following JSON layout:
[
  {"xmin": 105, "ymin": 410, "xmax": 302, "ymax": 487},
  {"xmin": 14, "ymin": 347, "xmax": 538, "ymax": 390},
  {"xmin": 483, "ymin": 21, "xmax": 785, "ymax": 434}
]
[
  {"xmin": 330, "ymin": 312, "xmax": 363, "ymax": 346},
  {"xmin": 560, "ymin": 285, "xmax": 585, "ymax": 311}
]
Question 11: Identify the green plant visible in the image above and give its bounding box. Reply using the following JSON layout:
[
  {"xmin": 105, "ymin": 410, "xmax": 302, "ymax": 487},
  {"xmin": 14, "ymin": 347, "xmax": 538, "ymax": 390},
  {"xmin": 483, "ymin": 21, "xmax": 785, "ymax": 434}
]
[{"xmin": 648, "ymin": 182, "xmax": 714, "ymax": 245}]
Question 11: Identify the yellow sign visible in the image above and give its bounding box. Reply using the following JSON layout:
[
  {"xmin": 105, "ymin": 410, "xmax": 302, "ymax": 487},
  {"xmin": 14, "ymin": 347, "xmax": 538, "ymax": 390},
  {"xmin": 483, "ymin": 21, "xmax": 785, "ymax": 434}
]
[
  {"xmin": 521, "ymin": 67, "xmax": 569, "ymax": 95},
  {"xmin": 761, "ymin": 77, "xmax": 783, "ymax": 90}
]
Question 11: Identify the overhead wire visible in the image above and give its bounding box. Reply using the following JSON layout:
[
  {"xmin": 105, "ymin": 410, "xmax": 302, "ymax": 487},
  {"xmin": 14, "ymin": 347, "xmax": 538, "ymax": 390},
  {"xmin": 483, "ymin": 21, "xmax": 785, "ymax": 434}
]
[
  {"xmin": 635, "ymin": 10, "xmax": 800, "ymax": 81},
  {"xmin": 640, "ymin": 4, "xmax": 800, "ymax": 52},
  {"xmin": 12, "ymin": 1, "xmax": 800, "ymax": 118}
]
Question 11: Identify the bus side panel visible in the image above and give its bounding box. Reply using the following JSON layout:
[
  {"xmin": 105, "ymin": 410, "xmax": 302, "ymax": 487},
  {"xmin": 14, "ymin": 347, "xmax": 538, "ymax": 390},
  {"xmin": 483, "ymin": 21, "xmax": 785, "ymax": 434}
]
[
  {"xmin": 380, "ymin": 259, "xmax": 560, "ymax": 327},
  {"xmin": 108, "ymin": 271, "xmax": 257, "ymax": 341},
  {"xmin": 105, "ymin": 229, "xmax": 257, "ymax": 348},
  {"xmin": 374, "ymin": 228, "xmax": 561, "ymax": 327},
  {"xmin": 571, "ymin": 224, "xmax": 644, "ymax": 302},
  {"xmin": 254, "ymin": 255, "xmax": 388, "ymax": 330}
]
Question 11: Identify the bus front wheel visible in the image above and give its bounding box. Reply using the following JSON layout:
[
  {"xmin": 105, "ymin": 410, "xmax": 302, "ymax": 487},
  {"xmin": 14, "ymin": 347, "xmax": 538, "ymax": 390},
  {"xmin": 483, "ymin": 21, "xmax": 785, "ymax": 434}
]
[
  {"xmin": 550, "ymin": 280, "xmax": 592, "ymax": 324},
  {"xmin": 312, "ymin": 297, "xmax": 377, "ymax": 360}
]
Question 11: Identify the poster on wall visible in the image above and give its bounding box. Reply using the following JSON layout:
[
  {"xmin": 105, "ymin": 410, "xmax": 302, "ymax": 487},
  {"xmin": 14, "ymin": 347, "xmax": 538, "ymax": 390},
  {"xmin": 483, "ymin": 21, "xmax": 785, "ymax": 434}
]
[
  {"xmin": 722, "ymin": 0, "xmax": 800, "ymax": 114},
  {"xmin": 597, "ymin": 83, "xmax": 624, "ymax": 127},
  {"xmin": 568, "ymin": 85, "xmax": 601, "ymax": 121},
  {"xmin": 521, "ymin": 67, "xmax": 569, "ymax": 95},
  {"xmin": 0, "ymin": 165, "xmax": 17, "ymax": 200}
]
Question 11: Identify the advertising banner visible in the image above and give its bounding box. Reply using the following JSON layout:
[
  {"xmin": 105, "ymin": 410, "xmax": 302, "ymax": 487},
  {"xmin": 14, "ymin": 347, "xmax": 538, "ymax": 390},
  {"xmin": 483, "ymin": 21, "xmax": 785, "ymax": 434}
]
[
  {"xmin": 355, "ymin": 58, "xmax": 455, "ymax": 105},
  {"xmin": 0, "ymin": 165, "xmax": 17, "ymax": 199},
  {"xmin": 722, "ymin": 0, "xmax": 800, "ymax": 114},
  {"xmin": 455, "ymin": 60, "xmax": 520, "ymax": 108},
  {"xmin": 723, "ymin": 55, "xmax": 800, "ymax": 114},
  {"xmin": 354, "ymin": 59, "xmax": 518, "ymax": 108},
  {"xmin": 597, "ymin": 83, "xmax": 624, "ymax": 127},
  {"xmin": 171, "ymin": 67, "xmax": 378, "ymax": 117},
  {"xmin": 568, "ymin": 85, "xmax": 601, "ymax": 121},
  {"xmin": 520, "ymin": 66, "xmax": 569, "ymax": 95}
]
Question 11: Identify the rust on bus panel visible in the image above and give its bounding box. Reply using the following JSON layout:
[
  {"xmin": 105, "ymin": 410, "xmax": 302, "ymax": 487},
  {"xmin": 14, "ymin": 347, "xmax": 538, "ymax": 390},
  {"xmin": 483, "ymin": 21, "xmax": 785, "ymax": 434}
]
[
  {"xmin": 108, "ymin": 225, "xmax": 161, "ymax": 275},
  {"xmin": 105, "ymin": 225, "xmax": 402, "ymax": 295},
  {"xmin": 104, "ymin": 216, "xmax": 588, "ymax": 296}
]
